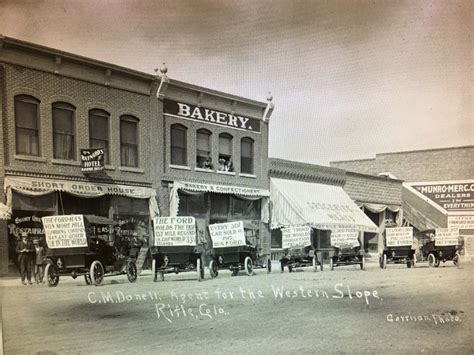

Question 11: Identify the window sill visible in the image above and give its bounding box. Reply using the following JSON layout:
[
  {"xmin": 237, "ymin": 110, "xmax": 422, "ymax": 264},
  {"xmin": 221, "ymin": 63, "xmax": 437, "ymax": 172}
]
[
  {"xmin": 119, "ymin": 166, "xmax": 144, "ymax": 173},
  {"xmin": 170, "ymin": 164, "xmax": 191, "ymax": 171},
  {"xmin": 195, "ymin": 167, "xmax": 215, "ymax": 173},
  {"xmin": 51, "ymin": 159, "xmax": 81, "ymax": 166},
  {"xmin": 14, "ymin": 154, "xmax": 47, "ymax": 163},
  {"xmin": 104, "ymin": 165, "xmax": 115, "ymax": 171},
  {"xmin": 217, "ymin": 170, "xmax": 235, "ymax": 176},
  {"xmin": 240, "ymin": 173, "xmax": 257, "ymax": 179}
]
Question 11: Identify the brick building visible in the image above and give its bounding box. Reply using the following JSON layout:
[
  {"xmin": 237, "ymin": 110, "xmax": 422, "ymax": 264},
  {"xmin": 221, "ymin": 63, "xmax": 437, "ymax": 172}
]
[
  {"xmin": 0, "ymin": 36, "xmax": 273, "ymax": 275},
  {"xmin": 268, "ymin": 158, "xmax": 402, "ymax": 261}
]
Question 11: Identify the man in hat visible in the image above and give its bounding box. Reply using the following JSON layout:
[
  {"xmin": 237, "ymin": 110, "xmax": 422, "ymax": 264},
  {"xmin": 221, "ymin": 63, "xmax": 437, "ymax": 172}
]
[
  {"xmin": 16, "ymin": 232, "xmax": 34, "ymax": 285},
  {"xmin": 129, "ymin": 232, "xmax": 142, "ymax": 259}
]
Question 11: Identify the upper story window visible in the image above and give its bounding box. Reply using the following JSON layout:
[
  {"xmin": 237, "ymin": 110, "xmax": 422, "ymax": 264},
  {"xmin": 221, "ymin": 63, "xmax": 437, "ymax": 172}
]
[
  {"xmin": 52, "ymin": 102, "xmax": 76, "ymax": 160},
  {"xmin": 218, "ymin": 133, "xmax": 233, "ymax": 172},
  {"xmin": 171, "ymin": 124, "xmax": 187, "ymax": 166},
  {"xmin": 14, "ymin": 95, "xmax": 40, "ymax": 156},
  {"xmin": 241, "ymin": 137, "xmax": 254, "ymax": 174},
  {"xmin": 196, "ymin": 129, "xmax": 212, "ymax": 169},
  {"xmin": 89, "ymin": 109, "xmax": 110, "ymax": 164},
  {"xmin": 120, "ymin": 115, "xmax": 139, "ymax": 167}
]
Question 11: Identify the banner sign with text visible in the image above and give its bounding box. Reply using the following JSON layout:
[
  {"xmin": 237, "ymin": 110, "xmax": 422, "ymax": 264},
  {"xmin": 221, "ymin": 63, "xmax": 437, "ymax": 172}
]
[
  {"xmin": 153, "ymin": 217, "xmax": 196, "ymax": 247},
  {"xmin": 435, "ymin": 228, "xmax": 459, "ymax": 246},
  {"xmin": 386, "ymin": 227, "xmax": 413, "ymax": 247},
  {"xmin": 209, "ymin": 221, "xmax": 246, "ymax": 248},
  {"xmin": 81, "ymin": 148, "xmax": 105, "ymax": 173},
  {"xmin": 447, "ymin": 215, "xmax": 474, "ymax": 230},
  {"xmin": 164, "ymin": 99, "xmax": 261, "ymax": 133},
  {"xmin": 42, "ymin": 215, "xmax": 87, "ymax": 249},
  {"xmin": 174, "ymin": 181, "xmax": 270, "ymax": 197},
  {"xmin": 409, "ymin": 180, "xmax": 474, "ymax": 212},
  {"xmin": 330, "ymin": 228, "xmax": 360, "ymax": 248},
  {"xmin": 281, "ymin": 226, "xmax": 311, "ymax": 249}
]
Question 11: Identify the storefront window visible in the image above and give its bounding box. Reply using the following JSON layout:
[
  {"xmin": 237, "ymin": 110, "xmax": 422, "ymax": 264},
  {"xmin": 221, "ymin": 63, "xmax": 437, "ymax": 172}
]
[
  {"xmin": 178, "ymin": 192, "xmax": 207, "ymax": 217},
  {"xmin": 196, "ymin": 129, "xmax": 212, "ymax": 169},
  {"xmin": 231, "ymin": 196, "xmax": 260, "ymax": 220},
  {"xmin": 218, "ymin": 133, "xmax": 233, "ymax": 172},
  {"xmin": 210, "ymin": 194, "xmax": 229, "ymax": 221},
  {"xmin": 271, "ymin": 229, "xmax": 283, "ymax": 248},
  {"xmin": 89, "ymin": 109, "xmax": 110, "ymax": 164},
  {"xmin": 59, "ymin": 192, "xmax": 110, "ymax": 217},
  {"xmin": 52, "ymin": 102, "xmax": 76, "ymax": 160},
  {"xmin": 120, "ymin": 115, "xmax": 139, "ymax": 167},
  {"xmin": 318, "ymin": 229, "xmax": 331, "ymax": 249},
  {"xmin": 171, "ymin": 124, "xmax": 187, "ymax": 166},
  {"xmin": 15, "ymin": 95, "xmax": 40, "ymax": 156},
  {"xmin": 240, "ymin": 137, "xmax": 254, "ymax": 174}
]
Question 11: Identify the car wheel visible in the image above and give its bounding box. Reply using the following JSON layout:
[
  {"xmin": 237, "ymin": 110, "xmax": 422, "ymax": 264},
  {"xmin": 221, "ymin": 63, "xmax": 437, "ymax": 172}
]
[
  {"xmin": 44, "ymin": 263, "xmax": 59, "ymax": 287},
  {"xmin": 126, "ymin": 260, "xmax": 138, "ymax": 283},
  {"xmin": 209, "ymin": 260, "xmax": 219, "ymax": 278},
  {"xmin": 244, "ymin": 257, "xmax": 253, "ymax": 276},
  {"xmin": 360, "ymin": 256, "xmax": 365, "ymax": 270},
  {"xmin": 266, "ymin": 259, "xmax": 272, "ymax": 274},
  {"xmin": 412, "ymin": 253, "xmax": 417, "ymax": 268},
  {"xmin": 330, "ymin": 257, "xmax": 334, "ymax": 271},
  {"xmin": 84, "ymin": 274, "xmax": 91, "ymax": 285},
  {"xmin": 288, "ymin": 266, "xmax": 293, "ymax": 273},
  {"xmin": 428, "ymin": 253, "xmax": 436, "ymax": 268},
  {"xmin": 90, "ymin": 260, "xmax": 104, "ymax": 285},
  {"xmin": 152, "ymin": 259, "xmax": 157, "ymax": 282},
  {"xmin": 382, "ymin": 254, "xmax": 387, "ymax": 269},
  {"xmin": 312, "ymin": 256, "xmax": 317, "ymax": 272},
  {"xmin": 197, "ymin": 258, "xmax": 202, "ymax": 281}
]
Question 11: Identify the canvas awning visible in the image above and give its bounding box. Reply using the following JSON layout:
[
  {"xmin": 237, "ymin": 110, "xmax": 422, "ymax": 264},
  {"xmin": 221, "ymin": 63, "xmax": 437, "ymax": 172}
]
[
  {"xmin": 0, "ymin": 202, "xmax": 11, "ymax": 220},
  {"xmin": 270, "ymin": 178, "xmax": 378, "ymax": 232}
]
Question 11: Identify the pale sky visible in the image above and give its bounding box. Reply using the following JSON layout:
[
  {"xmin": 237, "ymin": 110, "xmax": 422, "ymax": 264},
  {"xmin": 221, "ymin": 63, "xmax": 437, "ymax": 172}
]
[{"xmin": 1, "ymin": 0, "xmax": 472, "ymax": 165}]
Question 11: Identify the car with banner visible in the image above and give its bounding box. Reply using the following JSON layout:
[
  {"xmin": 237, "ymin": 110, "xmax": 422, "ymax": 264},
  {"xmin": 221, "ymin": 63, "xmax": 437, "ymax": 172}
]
[
  {"xmin": 42, "ymin": 214, "xmax": 138, "ymax": 287},
  {"xmin": 279, "ymin": 226, "xmax": 323, "ymax": 272},
  {"xmin": 380, "ymin": 227, "xmax": 416, "ymax": 268},
  {"xmin": 328, "ymin": 228, "xmax": 365, "ymax": 270},
  {"xmin": 207, "ymin": 221, "xmax": 271, "ymax": 277},
  {"xmin": 420, "ymin": 228, "xmax": 461, "ymax": 267},
  {"xmin": 151, "ymin": 216, "xmax": 204, "ymax": 281}
]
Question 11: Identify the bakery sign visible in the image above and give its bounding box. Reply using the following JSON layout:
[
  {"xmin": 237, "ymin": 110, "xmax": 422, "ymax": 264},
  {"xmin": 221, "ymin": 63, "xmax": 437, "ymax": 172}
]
[
  {"xmin": 81, "ymin": 148, "xmax": 105, "ymax": 173},
  {"xmin": 409, "ymin": 180, "xmax": 474, "ymax": 212},
  {"xmin": 164, "ymin": 99, "xmax": 261, "ymax": 133}
]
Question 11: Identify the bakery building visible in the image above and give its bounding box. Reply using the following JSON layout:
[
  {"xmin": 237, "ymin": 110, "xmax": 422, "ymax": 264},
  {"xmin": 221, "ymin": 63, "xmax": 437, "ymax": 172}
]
[
  {"xmin": 268, "ymin": 159, "xmax": 403, "ymax": 260},
  {"xmin": 157, "ymin": 80, "xmax": 274, "ymax": 264},
  {"xmin": 0, "ymin": 36, "xmax": 160, "ymax": 275}
]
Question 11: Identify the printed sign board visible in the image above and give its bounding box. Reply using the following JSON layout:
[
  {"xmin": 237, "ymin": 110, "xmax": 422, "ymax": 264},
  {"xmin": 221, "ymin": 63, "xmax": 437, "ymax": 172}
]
[
  {"xmin": 409, "ymin": 180, "xmax": 474, "ymax": 212},
  {"xmin": 208, "ymin": 221, "xmax": 246, "ymax": 248},
  {"xmin": 330, "ymin": 228, "xmax": 360, "ymax": 248},
  {"xmin": 281, "ymin": 226, "xmax": 311, "ymax": 249},
  {"xmin": 81, "ymin": 148, "xmax": 105, "ymax": 173},
  {"xmin": 42, "ymin": 215, "xmax": 88, "ymax": 249},
  {"xmin": 447, "ymin": 215, "xmax": 474, "ymax": 230},
  {"xmin": 435, "ymin": 228, "xmax": 459, "ymax": 246},
  {"xmin": 386, "ymin": 227, "xmax": 413, "ymax": 247},
  {"xmin": 153, "ymin": 217, "xmax": 196, "ymax": 246}
]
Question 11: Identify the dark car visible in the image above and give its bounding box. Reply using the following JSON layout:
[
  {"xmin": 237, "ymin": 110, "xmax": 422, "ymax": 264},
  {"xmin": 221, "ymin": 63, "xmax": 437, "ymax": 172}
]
[
  {"xmin": 151, "ymin": 245, "xmax": 204, "ymax": 281},
  {"xmin": 329, "ymin": 243, "xmax": 365, "ymax": 270},
  {"xmin": 280, "ymin": 246, "xmax": 322, "ymax": 272},
  {"xmin": 43, "ymin": 215, "xmax": 138, "ymax": 287},
  {"xmin": 420, "ymin": 230, "xmax": 461, "ymax": 267}
]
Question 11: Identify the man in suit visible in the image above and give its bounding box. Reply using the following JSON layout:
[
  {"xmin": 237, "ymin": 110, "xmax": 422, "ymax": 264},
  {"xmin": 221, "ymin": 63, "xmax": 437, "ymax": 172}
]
[
  {"xmin": 33, "ymin": 239, "xmax": 45, "ymax": 284},
  {"xmin": 16, "ymin": 232, "xmax": 34, "ymax": 285}
]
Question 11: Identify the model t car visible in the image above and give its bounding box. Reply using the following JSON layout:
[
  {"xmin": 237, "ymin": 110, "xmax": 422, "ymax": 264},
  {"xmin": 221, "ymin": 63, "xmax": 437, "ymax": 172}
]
[
  {"xmin": 42, "ymin": 214, "xmax": 138, "ymax": 287},
  {"xmin": 328, "ymin": 229, "xmax": 365, "ymax": 270},
  {"xmin": 279, "ymin": 226, "xmax": 323, "ymax": 272},
  {"xmin": 420, "ymin": 229, "xmax": 461, "ymax": 267},
  {"xmin": 380, "ymin": 227, "xmax": 416, "ymax": 268},
  {"xmin": 151, "ymin": 216, "xmax": 204, "ymax": 282},
  {"xmin": 208, "ymin": 221, "xmax": 271, "ymax": 278}
]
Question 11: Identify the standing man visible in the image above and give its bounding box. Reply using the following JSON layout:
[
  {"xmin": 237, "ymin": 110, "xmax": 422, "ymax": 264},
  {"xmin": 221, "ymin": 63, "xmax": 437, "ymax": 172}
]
[
  {"xmin": 16, "ymin": 232, "xmax": 34, "ymax": 285},
  {"xmin": 33, "ymin": 239, "xmax": 45, "ymax": 284},
  {"xmin": 130, "ymin": 232, "xmax": 142, "ymax": 259}
]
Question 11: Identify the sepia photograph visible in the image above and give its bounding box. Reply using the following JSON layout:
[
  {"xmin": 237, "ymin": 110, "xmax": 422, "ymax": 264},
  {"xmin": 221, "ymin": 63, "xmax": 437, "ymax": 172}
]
[{"xmin": 0, "ymin": 0, "xmax": 472, "ymax": 353}]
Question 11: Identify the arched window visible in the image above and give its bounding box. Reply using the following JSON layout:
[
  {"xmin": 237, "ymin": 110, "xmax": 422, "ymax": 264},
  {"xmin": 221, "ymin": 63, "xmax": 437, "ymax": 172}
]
[
  {"xmin": 196, "ymin": 128, "xmax": 212, "ymax": 169},
  {"xmin": 89, "ymin": 109, "xmax": 110, "ymax": 164},
  {"xmin": 14, "ymin": 95, "xmax": 40, "ymax": 156},
  {"xmin": 241, "ymin": 137, "xmax": 254, "ymax": 174},
  {"xmin": 171, "ymin": 124, "xmax": 187, "ymax": 166},
  {"xmin": 218, "ymin": 133, "xmax": 233, "ymax": 172},
  {"xmin": 120, "ymin": 115, "xmax": 139, "ymax": 167},
  {"xmin": 52, "ymin": 102, "xmax": 76, "ymax": 160}
]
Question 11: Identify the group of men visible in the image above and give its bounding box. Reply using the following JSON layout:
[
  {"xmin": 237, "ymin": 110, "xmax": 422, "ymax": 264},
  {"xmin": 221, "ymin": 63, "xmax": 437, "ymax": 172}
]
[{"xmin": 16, "ymin": 232, "xmax": 45, "ymax": 285}]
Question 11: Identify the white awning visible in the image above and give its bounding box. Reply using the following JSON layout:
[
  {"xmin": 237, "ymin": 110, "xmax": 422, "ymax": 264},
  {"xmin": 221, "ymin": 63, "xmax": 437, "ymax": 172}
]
[{"xmin": 270, "ymin": 178, "xmax": 378, "ymax": 232}]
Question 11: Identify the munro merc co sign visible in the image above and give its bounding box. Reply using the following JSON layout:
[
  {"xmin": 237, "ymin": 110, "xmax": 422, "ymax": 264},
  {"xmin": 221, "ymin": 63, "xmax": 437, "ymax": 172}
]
[
  {"xmin": 163, "ymin": 99, "xmax": 261, "ymax": 133},
  {"xmin": 410, "ymin": 180, "xmax": 474, "ymax": 212}
]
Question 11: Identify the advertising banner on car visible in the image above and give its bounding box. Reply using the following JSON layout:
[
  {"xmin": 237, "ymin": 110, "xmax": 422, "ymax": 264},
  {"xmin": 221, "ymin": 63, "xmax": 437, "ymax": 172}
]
[
  {"xmin": 330, "ymin": 228, "xmax": 360, "ymax": 248},
  {"xmin": 435, "ymin": 228, "xmax": 459, "ymax": 246},
  {"xmin": 386, "ymin": 227, "xmax": 413, "ymax": 247},
  {"xmin": 42, "ymin": 215, "xmax": 87, "ymax": 248},
  {"xmin": 153, "ymin": 217, "xmax": 196, "ymax": 246},
  {"xmin": 281, "ymin": 226, "xmax": 311, "ymax": 249},
  {"xmin": 209, "ymin": 221, "xmax": 246, "ymax": 248}
]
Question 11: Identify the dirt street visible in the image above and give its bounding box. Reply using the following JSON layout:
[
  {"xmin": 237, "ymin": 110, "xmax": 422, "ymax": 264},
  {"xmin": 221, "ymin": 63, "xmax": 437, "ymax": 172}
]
[{"xmin": 1, "ymin": 261, "xmax": 473, "ymax": 354}]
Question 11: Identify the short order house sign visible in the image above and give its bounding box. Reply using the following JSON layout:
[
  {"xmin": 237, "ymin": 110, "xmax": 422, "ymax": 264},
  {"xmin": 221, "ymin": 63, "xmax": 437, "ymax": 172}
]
[{"xmin": 164, "ymin": 99, "xmax": 261, "ymax": 133}]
